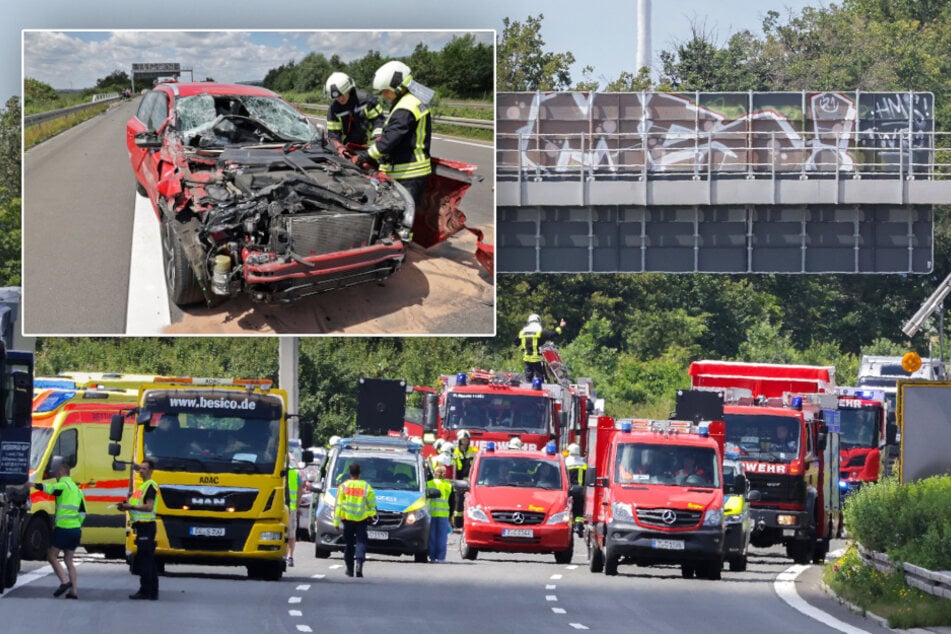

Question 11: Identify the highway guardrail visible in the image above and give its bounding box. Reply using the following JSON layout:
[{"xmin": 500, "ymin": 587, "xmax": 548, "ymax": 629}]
[
  {"xmin": 25, "ymin": 95, "xmax": 122, "ymax": 127},
  {"xmin": 296, "ymin": 103, "xmax": 493, "ymax": 130},
  {"xmin": 858, "ymin": 544, "xmax": 951, "ymax": 600}
]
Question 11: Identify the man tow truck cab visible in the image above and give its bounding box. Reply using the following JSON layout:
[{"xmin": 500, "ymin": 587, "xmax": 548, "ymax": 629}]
[
  {"xmin": 311, "ymin": 436, "xmax": 436, "ymax": 563},
  {"xmin": 585, "ymin": 395, "xmax": 728, "ymax": 579},
  {"xmin": 834, "ymin": 386, "xmax": 895, "ymax": 499},
  {"xmin": 456, "ymin": 442, "xmax": 580, "ymax": 563},
  {"xmin": 25, "ymin": 384, "xmax": 140, "ymax": 560}
]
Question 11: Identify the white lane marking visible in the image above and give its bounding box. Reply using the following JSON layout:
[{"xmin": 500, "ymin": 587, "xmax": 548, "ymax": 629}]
[
  {"xmin": 329, "ymin": 564, "xmax": 343, "ymax": 570},
  {"xmin": 126, "ymin": 193, "xmax": 170, "ymax": 334},
  {"xmin": 569, "ymin": 624, "xmax": 589, "ymax": 630},
  {"xmin": 288, "ymin": 596, "xmax": 302, "ymax": 604},
  {"xmin": 289, "ymin": 610, "xmax": 302, "ymax": 617},
  {"xmin": 774, "ymin": 564, "xmax": 872, "ymax": 634},
  {"xmin": 565, "ymin": 565, "xmax": 578, "ymax": 570},
  {"xmin": 0, "ymin": 562, "xmax": 85, "ymax": 599},
  {"xmin": 433, "ymin": 135, "xmax": 492, "ymax": 149},
  {"xmin": 552, "ymin": 608, "xmax": 567, "ymax": 614},
  {"xmin": 311, "ymin": 574, "xmax": 325, "ymax": 579},
  {"xmin": 546, "ymin": 584, "xmax": 557, "ymax": 590},
  {"xmin": 550, "ymin": 574, "xmax": 563, "ymax": 580},
  {"xmin": 545, "ymin": 595, "xmax": 558, "ymax": 602},
  {"xmin": 296, "ymin": 584, "xmax": 310, "ymax": 591},
  {"xmin": 296, "ymin": 626, "xmax": 313, "ymax": 633}
]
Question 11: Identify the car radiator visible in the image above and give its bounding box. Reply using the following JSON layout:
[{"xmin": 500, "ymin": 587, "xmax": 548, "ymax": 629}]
[{"xmin": 284, "ymin": 211, "xmax": 377, "ymax": 256}]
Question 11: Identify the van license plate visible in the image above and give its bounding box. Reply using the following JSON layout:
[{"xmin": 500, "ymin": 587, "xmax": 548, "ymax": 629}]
[
  {"xmin": 367, "ymin": 530, "xmax": 388, "ymax": 541},
  {"xmin": 502, "ymin": 529, "xmax": 534, "ymax": 538},
  {"xmin": 651, "ymin": 539, "xmax": 685, "ymax": 550},
  {"xmin": 190, "ymin": 526, "xmax": 225, "ymax": 537}
]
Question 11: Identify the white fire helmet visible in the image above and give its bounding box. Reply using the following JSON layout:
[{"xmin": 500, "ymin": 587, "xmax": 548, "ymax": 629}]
[
  {"xmin": 373, "ymin": 60, "xmax": 412, "ymax": 93},
  {"xmin": 508, "ymin": 437, "xmax": 524, "ymax": 450},
  {"xmin": 325, "ymin": 72, "xmax": 355, "ymax": 98},
  {"xmin": 527, "ymin": 313, "xmax": 541, "ymax": 325},
  {"xmin": 456, "ymin": 429, "xmax": 471, "ymax": 441},
  {"xmin": 567, "ymin": 443, "xmax": 581, "ymax": 456}
]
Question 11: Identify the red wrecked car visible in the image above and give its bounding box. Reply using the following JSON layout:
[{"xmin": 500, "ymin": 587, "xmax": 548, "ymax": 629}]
[{"xmin": 126, "ymin": 81, "xmax": 488, "ymax": 306}]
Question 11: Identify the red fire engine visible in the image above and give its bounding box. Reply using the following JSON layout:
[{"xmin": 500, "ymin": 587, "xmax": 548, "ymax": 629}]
[
  {"xmin": 834, "ymin": 386, "xmax": 896, "ymax": 498},
  {"xmin": 688, "ymin": 360, "xmax": 842, "ymax": 564}
]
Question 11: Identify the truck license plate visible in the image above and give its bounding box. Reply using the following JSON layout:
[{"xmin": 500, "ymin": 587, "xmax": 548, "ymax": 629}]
[
  {"xmin": 502, "ymin": 528, "xmax": 534, "ymax": 538},
  {"xmin": 367, "ymin": 530, "xmax": 388, "ymax": 541},
  {"xmin": 651, "ymin": 539, "xmax": 685, "ymax": 550},
  {"xmin": 189, "ymin": 526, "xmax": 226, "ymax": 537}
]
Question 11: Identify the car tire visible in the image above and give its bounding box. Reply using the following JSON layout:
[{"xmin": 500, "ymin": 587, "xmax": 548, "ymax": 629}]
[
  {"xmin": 588, "ymin": 540, "xmax": 604, "ymax": 573},
  {"xmin": 414, "ymin": 551, "xmax": 429, "ymax": 563},
  {"xmin": 136, "ymin": 180, "xmax": 147, "ymax": 197},
  {"xmin": 603, "ymin": 546, "xmax": 619, "ymax": 576},
  {"xmin": 702, "ymin": 559, "xmax": 722, "ymax": 580},
  {"xmin": 681, "ymin": 562, "xmax": 695, "ymax": 578},
  {"xmin": 20, "ymin": 516, "xmax": 50, "ymax": 561},
  {"xmin": 554, "ymin": 537, "xmax": 574, "ymax": 564},
  {"xmin": 729, "ymin": 554, "xmax": 747, "ymax": 572},
  {"xmin": 314, "ymin": 546, "xmax": 331, "ymax": 559},
  {"xmin": 247, "ymin": 561, "xmax": 283, "ymax": 581},
  {"xmin": 459, "ymin": 534, "xmax": 478, "ymax": 561},
  {"xmin": 161, "ymin": 214, "xmax": 205, "ymax": 306}
]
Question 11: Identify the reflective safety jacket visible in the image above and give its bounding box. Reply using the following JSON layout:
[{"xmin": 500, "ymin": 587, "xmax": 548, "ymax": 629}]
[
  {"xmin": 452, "ymin": 445, "xmax": 479, "ymax": 478},
  {"xmin": 517, "ymin": 325, "xmax": 562, "ymax": 363},
  {"xmin": 425, "ymin": 478, "xmax": 453, "ymax": 518},
  {"xmin": 42, "ymin": 475, "xmax": 86, "ymax": 529},
  {"xmin": 334, "ymin": 478, "xmax": 377, "ymax": 523},
  {"xmin": 327, "ymin": 89, "xmax": 384, "ymax": 145},
  {"xmin": 288, "ymin": 468, "xmax": 300, "ymax": 512},
  {"xmin": 129, "ymin": 479, "xmax": 159, "ymax": 524},
  {"xmin": 367, "ymin": 92, "xmax": 432, "ymax": 181},
  {"xmin": 565, "ymin": 456, "xmax": 587, "ymax": 485}
]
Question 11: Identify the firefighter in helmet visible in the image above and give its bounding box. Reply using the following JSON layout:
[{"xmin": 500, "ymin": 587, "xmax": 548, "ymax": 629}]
[
  {"xmin": 517, "ymin": 313, "xmax": 566, "ymax": 382},
  {"xmin": 451, "ymin": 429, "xmax": 478, "ymax": 529},
  {"xmin": 324, "ymin": 72, "xmax": 384, "ymax": 153}
]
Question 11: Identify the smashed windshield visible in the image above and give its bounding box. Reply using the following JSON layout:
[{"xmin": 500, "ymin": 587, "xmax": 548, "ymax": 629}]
[
  {"xmin": 445, "ymin": 393, "xmax": 550, "ymax": 434},
  {"xmin": 723, "ymin": 413, "xmax": 800, "ymax": 462},
  {"xmin": 475, "ymin": 456, "xmax": 563, "ymax": 489},
  {"xmin": 615, "ymin": 443, "xmax": 720, "ymax": 488},
  {"xmin": 175, "ymin": 93, "xmax": 318, "ymax": 146},
  {"xmin": 143, "ymin": 412, "xmax": 281, "ymax": 474}
]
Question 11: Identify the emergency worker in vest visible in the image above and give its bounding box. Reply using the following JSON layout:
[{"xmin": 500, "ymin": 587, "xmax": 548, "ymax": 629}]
[
  {"xmin": 286, "ymin": 455, "xmax": 303, "ymax": 567},
  {"xmin": 356, "ymin": 61, "xmax": 433, "ymax": 204},
  {"xmin": 451, "ymin": 430, "xmax": 479, "ymax": 529},
  {"xmin": 517, "ymin": 314, "xmax": 566, "ymax": 382},
  {"xmin": 334, "ymin": 462, "xmax": 377, "ymax": 577},
  {"xmin": 117, "ymin": 458, "xmax": 160, "ymax": 600},
  {"xmin": 426, "ymin": 465, "xmax": 453, "ymax": 562},
  {"xmin": 564, "ymin": 443, "xmax": 587, "ymax": 535},
  {"xmin": 35, "ymin": 455, "xmax": 84, "ymax": 599},
  {"xmin": 324, "ymin": 72, "xmax": 384, "ymax": 154}
]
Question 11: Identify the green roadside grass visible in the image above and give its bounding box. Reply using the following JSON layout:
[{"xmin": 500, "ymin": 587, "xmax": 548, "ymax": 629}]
[
  {"xmin": 824, "ymin": 545, "xmax": 951, "ymax": 630},
  {"xmin": 24, "ymin": 103, "xmax": 109, "ymax": 149}
]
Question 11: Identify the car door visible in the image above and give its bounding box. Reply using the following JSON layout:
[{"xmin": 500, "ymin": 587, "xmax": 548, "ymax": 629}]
[{"xmin": 126, "ymin": 89, "xmax": 170, "ymax": 204}]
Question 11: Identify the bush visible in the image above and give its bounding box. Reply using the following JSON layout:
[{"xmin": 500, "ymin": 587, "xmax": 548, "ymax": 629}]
[{"xmin": 845, "ymin": 475, "xmax": 951, "ymax": 569}]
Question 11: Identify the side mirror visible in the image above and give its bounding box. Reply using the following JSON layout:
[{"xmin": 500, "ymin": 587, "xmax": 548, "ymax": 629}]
[
  {"xmin": 299, "ymin": 420, "xmax": 315, "ymax": 449},
  {"xmin": 885, "ymin": 422, "xmax": 898, "ymax": 446},
  {"xmin": 453, "ymin": 480, "xmax": 470, "ymax": 493},
  {"xmin": 108, "ymin": 442, "xmax": 122, "ymax": 457},
  {"xmin": 136, "ymin": 408, "xmax": 151, "ymax": 426},
  {"xmin": 134, "ymin": 130, "xmax": 163, "ymax": 149},
  {"xmin": 817, "ymin": 431, "xmax": 828, "ymax": 452},
  {"xmin": 583, "ymin": 470, "xmax": 597, "ymax": 487},
  {"xmin": 301, "ymin": 449, "xmax": 314, "ymax": 465},
  {"xmin": 748, "ymin": 489, "xmax": 762, "ymax": 502},
  {"xmin": 11, "ymin": 370, "xmax": 32, "ymax": 424},
  {"xmin": 109, "ymin": 413, "xmax": 125, "ymax": 442},
  {"xmin": 426, "ymin": 487, "xmax": 441, "ymax": 499},
  {"xmin": 595, "ymin": 476, "xmax": 608, "ymax": 488},
  {"xmin": 734, "ymin": 474, "xmax": 748, "ymax": 496}
]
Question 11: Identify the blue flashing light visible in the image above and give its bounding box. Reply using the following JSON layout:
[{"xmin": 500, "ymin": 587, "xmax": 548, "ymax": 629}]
[
  {"xmin": 486, "ymin": 441, "xmax": 496, "ymax": 452},
  {"xmin": 698, "ymin": 426, "xmax": 709, "ymax": 437},
  {"xmin": 857, "ymin": 390, "xmax": 873, "ymax": 400},
  {"xmin": 544, "ymin": 441, "xmax": 557, "ymax": 455},
  {"xmin": 456, "ymin": 372, "xmax": 468, "ymax": 386},
  {"xmin": 531, "ymin": 377, "xmax": 543, "ymax": 390},
  {"xmin": 34, "ymin": 378, "xmax": 78, "ymax": 390},
  {"xmin": 838, "ymin": 480, "xmax": 849, "ymax": 491},
  {"xmin": 790, "ymin": 396, "xmax": 803, "ymax": 410},
  {"xmin": 620, "ymin": 422, "xmax": 632, "ymax": 433},
  {"xmin": 34, "ymin": 390, "xmax": 77, "ymax": 413}
]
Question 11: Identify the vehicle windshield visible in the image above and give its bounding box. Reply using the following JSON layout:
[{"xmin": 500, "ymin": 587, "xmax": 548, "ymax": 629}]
[
  {"xmin": 723, "ymin": 413, "xmax": 800, "ymax": 462},
  {"xmin": 838, "ymin": 408, "xmax": 879, "ymax": 449},
  {"xmin": 445, "ymin": 393, "xmax": 550, "ymax": 434},
  {"xmin": 143, "ymin": 412, "xmax": 281, "ymax": 474},
  {"xmin": 175, "ymin": 93, "xmax": 318, "ymax": 146},
  {"xmin": 615, "ymin": 443, "xmax": 720, "ymax": 488},
  {"xmin": 721, "ymin": 462, "xmax": 739, "ymax": 491},
  {"xmin": 475, "ymin": 456, "xmax": 563, "ymax": 490},
  {"xmin": 30, "ymin": 427, "xmax": 54, "ymax": 471},
  {"xmin": 330, "ymin": 455, "xmax": 420, "ymax": 492}
]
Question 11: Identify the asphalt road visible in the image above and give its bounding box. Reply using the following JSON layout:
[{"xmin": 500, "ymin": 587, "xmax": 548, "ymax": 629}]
[
  {"xmin": 0, "ymin": 537, "xmax": 891, "ymax": 634},
  {"xmin": 22, "ymin": 99, "xmax": 495, "ymax": 335}
]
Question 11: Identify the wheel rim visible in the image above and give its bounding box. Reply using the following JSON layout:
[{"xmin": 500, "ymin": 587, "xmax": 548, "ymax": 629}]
[{"xmin": 162, "ymin": 219, "xmax": 177, "ymax": 294}]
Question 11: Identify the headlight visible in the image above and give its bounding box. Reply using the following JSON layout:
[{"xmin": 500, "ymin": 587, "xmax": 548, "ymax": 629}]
[
  {"xmin": 611, "ymin": 502, "xmax": 634, "ymax": 522},
  {"xmin": 702, "ymin": 508, "xmax": 723, "ymax": 527},
  {"xmin": 260, "ymin": 531, "xmax": 283, "ymax": 541},
  {"xmin": 546, "ymin": 510, "xmax": 571, "ymax": 525},
  {"xmin": 777, "ymin": 514, "xmax": 798, "ymax": 526},
  {"xmin": 724, "ymin": 508, "xmax": 748, "ymax": 525},
  {"xmin": 405, "ymin": 509, "xmax": 430, "ymax": 525},
  {"xmin": 466, "ymin": 506, "xmax": 490, "ymax": 523}
]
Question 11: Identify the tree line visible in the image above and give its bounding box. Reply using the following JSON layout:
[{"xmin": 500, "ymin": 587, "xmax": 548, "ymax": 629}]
[{"xmin": 261, "ymin": 34, "xmax": 494, "ymax": 100}]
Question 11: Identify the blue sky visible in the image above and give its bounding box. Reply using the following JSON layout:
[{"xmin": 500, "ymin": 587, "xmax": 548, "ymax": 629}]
[{"xmin": 12, "ymin": 0, "xmax": 823, "ymax": 96}]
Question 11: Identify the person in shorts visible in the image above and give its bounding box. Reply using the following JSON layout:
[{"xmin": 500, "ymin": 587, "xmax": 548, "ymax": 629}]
[{"xmin": 35, "ymin": 455, "xmax": 84, "ymax": 599}]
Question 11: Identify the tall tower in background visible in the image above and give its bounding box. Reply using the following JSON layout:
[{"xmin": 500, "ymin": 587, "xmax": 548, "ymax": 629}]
[{"xmin": 636, "ymin": 0, "xmax": 652, "ymax": 74}]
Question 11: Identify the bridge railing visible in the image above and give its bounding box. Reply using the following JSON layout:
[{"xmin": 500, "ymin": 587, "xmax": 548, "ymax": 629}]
[{"xmin": 497, "ymin": 130, "xmax": 951, "ymax": 182}]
